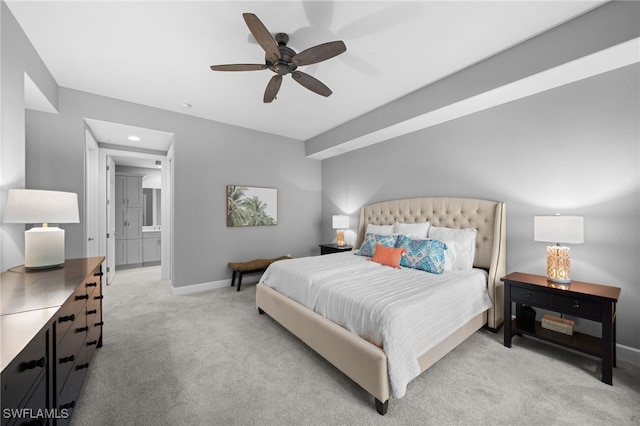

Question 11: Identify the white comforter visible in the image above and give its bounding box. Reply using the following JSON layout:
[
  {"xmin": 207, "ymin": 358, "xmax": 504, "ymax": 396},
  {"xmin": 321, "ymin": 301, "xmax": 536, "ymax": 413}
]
[{"xmin": 259, "ymin": 252, "xmax": 492, "ymax": 398}]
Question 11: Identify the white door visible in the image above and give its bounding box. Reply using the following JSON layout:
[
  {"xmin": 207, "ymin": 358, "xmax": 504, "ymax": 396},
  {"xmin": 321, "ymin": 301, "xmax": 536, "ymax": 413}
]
[
  {"xmin": 107, "ymin": 157, "xmax": 116, "ymax": 284},
  {"xmin": 85, "ymin": 130, "xmax": 99, "ymax": 257}
]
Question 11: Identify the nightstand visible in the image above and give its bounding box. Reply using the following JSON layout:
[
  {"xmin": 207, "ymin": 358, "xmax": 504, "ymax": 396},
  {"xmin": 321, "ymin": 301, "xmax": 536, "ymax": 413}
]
[
  {"xmin": 319, "ymin": 243, "xmax": 353, "ymax": 255},
  {"xmin": 502, "ymin": 272, "xmax": 621, "ymax": 385}
]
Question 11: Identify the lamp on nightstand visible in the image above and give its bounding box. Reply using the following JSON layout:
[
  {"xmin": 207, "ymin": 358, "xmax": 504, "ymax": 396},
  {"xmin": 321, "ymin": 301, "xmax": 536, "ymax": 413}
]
[
  {"xmin": 3, "ymin": 189, "xmax": 79, "ymax": 269},
  {"xmin": 332, "ymin": 214, "xmax": 349, "ymax": 247},
  {"xmin": 534, "ymin": 215, "xmax": 584, "ymax": 284}
]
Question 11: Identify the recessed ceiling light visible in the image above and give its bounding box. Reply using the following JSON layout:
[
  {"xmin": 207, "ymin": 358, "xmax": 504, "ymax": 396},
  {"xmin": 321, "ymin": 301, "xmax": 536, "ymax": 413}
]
[
  {"xmin": 181, "ymin": 102, "xmax": 192, "ymax": 108},
  {"xmin": 128, "ymin": 135, "xmax": 140, "ymax": 142}
]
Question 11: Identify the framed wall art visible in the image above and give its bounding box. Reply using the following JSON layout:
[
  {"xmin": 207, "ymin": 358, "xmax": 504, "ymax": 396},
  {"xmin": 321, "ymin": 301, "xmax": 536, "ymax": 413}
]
[{"xmin": 227, "ymin": 185, "xmax": 278, "ymax": 227}]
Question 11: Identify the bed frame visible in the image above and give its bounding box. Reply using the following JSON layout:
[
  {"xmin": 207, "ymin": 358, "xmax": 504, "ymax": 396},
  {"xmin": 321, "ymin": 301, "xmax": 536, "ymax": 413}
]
[{"xmin": 256, "ymin": 197, "xmax": 506, "ymax": 414}]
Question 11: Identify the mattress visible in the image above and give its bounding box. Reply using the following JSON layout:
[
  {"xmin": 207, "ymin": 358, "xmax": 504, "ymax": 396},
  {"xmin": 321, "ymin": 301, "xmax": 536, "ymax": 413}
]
[{"xmin": 259, "ymin": 252, "xmax": 492, "ymax": 397}]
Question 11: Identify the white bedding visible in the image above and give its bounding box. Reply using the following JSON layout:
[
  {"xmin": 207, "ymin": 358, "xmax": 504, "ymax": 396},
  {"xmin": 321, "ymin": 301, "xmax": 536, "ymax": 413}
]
[{"xmin": 259, "ymin": 252, "xmax": 492, "ymax": 398}]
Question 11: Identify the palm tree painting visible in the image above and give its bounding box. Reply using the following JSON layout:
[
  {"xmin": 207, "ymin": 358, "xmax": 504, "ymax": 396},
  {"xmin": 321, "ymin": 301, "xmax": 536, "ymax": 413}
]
[{"xmin": 227, "ymin": 185, "xmax": 277, "ymax": 227}]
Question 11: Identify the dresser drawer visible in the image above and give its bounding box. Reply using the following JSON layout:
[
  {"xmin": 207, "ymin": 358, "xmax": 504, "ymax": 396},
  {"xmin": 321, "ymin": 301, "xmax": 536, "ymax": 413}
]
[
  {"xmin": 85, "ymin": 297, "xmax": 100, "ymax": 330},
  {"xmin": 56, "ymin": 314, "xmax": 88, "ymax": 395},
  {"xmin": 84, "ymin": 278, "xmax": 99, "ymax": 298},
  {"xmin": 57, "ymin": 347, "xmax": 89, "ymax": 426},
  {"xmin": 56, "ymin": 286, "xmax": 89, "ymax": 344},
  {"xmin": 553, "ymin": 295, "xmax": 602, "ymax": 321},
  {"xmin": 510, "ymin": 286, "xmax": 551, "ymax": 307},
  {"xmin": 1, "ymin": 328, "xmax": 48, "ymax": 415}
]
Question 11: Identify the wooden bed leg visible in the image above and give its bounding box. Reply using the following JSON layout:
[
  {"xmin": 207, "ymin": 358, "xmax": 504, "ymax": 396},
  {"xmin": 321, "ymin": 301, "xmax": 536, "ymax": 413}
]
[
  {"xmin": 375, "ymin": 398, "xmax": 388, "ymax": 415},
  {"xmin": 258, "ymin": 307, "xmax": 264, "ymax": 315}
]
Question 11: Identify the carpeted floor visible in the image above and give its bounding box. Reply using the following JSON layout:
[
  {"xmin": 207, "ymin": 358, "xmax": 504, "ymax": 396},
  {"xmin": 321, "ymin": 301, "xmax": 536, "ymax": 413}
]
[{"xmin": 71, "ymin": 266, "xmax": 640, "ymax": 425}]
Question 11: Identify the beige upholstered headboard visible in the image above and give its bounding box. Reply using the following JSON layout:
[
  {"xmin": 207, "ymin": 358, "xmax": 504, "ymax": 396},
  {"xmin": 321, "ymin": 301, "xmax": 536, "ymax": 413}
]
[{"xmin": 355, "ymin": 197, "xmax": 506, "ymax": 330}]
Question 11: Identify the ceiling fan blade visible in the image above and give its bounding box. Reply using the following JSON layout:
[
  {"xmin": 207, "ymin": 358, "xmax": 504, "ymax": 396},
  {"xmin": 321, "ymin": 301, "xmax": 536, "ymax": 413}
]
[
  {"xmin": 291, "ymin": 41, "xmax": 346, "ymax": 67},
  {"xmin": 263, "ymin": 75, "xmax": 283, "ymax": 103},
  {"xmin": 210, "ymin": 64, "xmax": 267, "ymax": 72},
  {"xmin": 242, "ymin": 13, "xmax": 280, "ymax": 63},
  {"xmin": 291, "ymin": 71, "xmax": 332, "ymax": 97}
]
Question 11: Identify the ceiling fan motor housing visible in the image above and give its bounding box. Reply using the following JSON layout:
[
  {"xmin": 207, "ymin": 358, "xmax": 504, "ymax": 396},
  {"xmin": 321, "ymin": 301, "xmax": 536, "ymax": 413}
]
[{"xmin": 268, "ymin": 33, "xmax": 297, "ymax": 76}]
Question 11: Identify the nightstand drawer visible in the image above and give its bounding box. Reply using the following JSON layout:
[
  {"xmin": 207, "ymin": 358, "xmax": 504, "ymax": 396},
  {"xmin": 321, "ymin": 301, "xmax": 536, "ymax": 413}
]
[
  {"xmin": 511, "ymin": 286, "xmax": 550, "ymax": 307},
  {"xmin": 553, "ymin": 295, "xmax": 601, "ymax": 320}
]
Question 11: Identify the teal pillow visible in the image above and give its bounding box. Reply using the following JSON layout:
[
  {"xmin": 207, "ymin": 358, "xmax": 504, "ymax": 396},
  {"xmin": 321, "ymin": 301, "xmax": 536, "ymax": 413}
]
[
  {"xmin": 396, "ymin": 235, "xmax": 447, "ymax": 274},
  {"xmin": 358, "ymin": 233, "xmax": 398, "ymax": 257}
]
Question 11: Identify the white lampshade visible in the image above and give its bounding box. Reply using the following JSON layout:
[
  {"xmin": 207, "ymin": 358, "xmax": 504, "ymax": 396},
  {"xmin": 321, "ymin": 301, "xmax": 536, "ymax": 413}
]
[
  {"xmin": 534, "ymin": 215, "xmax": 584, "ymax": 244},
  {"xmin": 332, "ymin": 215, "xmax": 349, "ymax": 229},
  {"xmin": 3, "ymin": 189, "xmax": 79, "ymax": 268},
  {"xmin": 4, "ymin": 189, "xmax": 79, "ymax": 224},
  {"xmin": 534, "ymin": 215, "xmax": 583, "ymax": 284}
]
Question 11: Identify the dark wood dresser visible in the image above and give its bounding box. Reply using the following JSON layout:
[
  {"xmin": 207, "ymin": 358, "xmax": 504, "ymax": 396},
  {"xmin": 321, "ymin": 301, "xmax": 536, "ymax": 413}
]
[{"xmin": 1, "ymin": 257, "xmax": 105, "ymax": 426}]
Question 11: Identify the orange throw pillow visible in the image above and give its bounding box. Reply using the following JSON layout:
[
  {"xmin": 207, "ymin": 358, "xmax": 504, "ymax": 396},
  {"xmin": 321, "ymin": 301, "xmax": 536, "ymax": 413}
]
[{"xmin": 370, "ymin": 244, "xmax": 406, "ymax": 269}]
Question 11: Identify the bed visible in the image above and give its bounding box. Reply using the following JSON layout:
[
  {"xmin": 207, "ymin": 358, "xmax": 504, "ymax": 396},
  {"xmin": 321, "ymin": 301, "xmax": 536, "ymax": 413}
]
[{"xmin": 256, "ymin": 197, "xmax": 506, "ymax": 414}]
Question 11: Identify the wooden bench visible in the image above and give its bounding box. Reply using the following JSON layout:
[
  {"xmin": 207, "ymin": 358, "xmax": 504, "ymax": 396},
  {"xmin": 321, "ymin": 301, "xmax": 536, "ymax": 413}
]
[{"xmin": 228, "ymin": 256, "xmax": 291, "ymax": 291}]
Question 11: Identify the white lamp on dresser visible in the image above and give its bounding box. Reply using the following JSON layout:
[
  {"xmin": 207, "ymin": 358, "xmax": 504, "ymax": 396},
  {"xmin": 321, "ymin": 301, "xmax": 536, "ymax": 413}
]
[{"xmin": 3, "ymin": 189, "xmax": 79, "ymax": 268}]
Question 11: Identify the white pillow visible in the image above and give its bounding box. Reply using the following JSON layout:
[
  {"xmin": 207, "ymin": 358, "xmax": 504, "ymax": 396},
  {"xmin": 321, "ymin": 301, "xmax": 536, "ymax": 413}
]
[
  {"xmin": 427, "ymin": 226, "xmax": 477, "ymax": 271},
  {"xmin": 393, "ymin": 222, "xmax": 430, "ymax": 238},
  {"xmin": 366, "ymin": 223, "xmax": 395, "ymax": 235}
]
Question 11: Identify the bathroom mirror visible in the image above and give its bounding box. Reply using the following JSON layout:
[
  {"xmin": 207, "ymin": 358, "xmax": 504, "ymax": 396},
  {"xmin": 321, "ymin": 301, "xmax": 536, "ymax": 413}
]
[{"xmin": 143, "ymin": 188, "xmax": 161, "ymax": 227}]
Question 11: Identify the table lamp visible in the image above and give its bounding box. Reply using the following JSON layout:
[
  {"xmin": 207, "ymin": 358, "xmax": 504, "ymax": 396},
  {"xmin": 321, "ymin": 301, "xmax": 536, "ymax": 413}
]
[
  {"xmin": 332, "ymin": 214, "xmax": 349, "ymax": 247},
  {"xmin": 534, "ymin": 215, "xmax": 584, "ymax": 283},
  {"xmin": 3, "ymin": 189, "xmax": 79, "ymax": 268}
]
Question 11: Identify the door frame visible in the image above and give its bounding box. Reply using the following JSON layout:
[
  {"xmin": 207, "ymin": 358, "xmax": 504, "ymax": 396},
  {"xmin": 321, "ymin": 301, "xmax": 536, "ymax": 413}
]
[
  {"xmin": 84, "ymin": 128, "xmax": 100, "ymax": 257},
  {"xmin": 98, "ymin": 147, "xmax": 173, "ymax": 284}
]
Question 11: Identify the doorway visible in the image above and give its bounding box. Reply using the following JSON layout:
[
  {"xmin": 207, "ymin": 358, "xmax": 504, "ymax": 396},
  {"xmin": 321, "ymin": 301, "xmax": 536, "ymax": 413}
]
[{"xmin": 84, "ymin": 119, "xmax": 174, "ymax": 285}]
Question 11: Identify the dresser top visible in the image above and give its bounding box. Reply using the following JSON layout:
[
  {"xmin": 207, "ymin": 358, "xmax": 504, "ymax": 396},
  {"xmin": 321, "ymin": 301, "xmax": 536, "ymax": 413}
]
[
  {"xmin": 0, "ymin": 257, "xmax": 104, "ymax": 372},
  {"xmin": 0, "ymin": 257, "xmax": 104, "ymax": 316}
]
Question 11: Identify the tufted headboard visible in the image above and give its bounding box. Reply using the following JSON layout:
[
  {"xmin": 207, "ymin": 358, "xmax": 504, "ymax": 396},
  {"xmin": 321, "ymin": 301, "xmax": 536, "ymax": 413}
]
[{"xmin": 354, "ymin": 197, "xmax": 506, "ymax": 330}]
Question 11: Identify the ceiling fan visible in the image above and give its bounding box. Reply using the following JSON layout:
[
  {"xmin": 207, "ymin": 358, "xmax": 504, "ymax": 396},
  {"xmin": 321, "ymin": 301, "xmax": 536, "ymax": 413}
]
[{"xmin": 210, "ymin": 13, "xmax": 347, "ymax": 103}]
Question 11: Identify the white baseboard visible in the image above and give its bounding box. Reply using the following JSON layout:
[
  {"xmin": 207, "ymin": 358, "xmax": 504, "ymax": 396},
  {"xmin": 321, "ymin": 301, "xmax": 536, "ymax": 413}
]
[
  {"xmin": 617, "ymin": 343, "xmax": 640, "ymax": 366},
  {"xmin": 171, "ymin": 279, "xmax": 230, "ymax": 295}
]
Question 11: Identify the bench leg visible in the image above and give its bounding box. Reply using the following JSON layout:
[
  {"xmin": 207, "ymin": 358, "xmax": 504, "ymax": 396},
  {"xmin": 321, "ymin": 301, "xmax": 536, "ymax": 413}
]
[
  {"xmin": 231, "ymin": 270, "xmax": 237, "ymax": 287},
  {"xmin": 237, "ymin": 273, "xmax": 243, "ymax": 292}
]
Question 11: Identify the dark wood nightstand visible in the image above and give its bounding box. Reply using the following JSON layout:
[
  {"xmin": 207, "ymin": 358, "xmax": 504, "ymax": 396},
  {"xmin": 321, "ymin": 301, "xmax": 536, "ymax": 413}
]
[
  {"xmin": 319, "ymin": 243, "xmax": 353, "ymax": 255},
  {"xmin": 502, "ymin": 272, "xmax": 621, "ymax": 385}
]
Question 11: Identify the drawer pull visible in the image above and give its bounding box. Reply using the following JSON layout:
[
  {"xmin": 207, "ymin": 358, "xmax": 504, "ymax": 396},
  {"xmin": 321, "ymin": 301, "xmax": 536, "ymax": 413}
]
[
  {"xmin": 59, "ymin": 355, "xmax": 75, "ymax": 364},
  {"xmin": 572, "ymin": 301, "xmax": 580, "ymax": 309},
  {"xmin": 94, "ymin": 295, "xmax": 104, "ymax": 300},
  {"xmin": 94, "ymin": 271, "xmax": 104, "ymax": 277},
  {"xmin": 525, "ymin": 293, "xmax": 532, "ymax": 298},
  {"xmin": 59, "ymin": 314, "xmax": 76, "ymax": 323},
  {"xmin": 75, "ymin": 363, "xmax": 89, "ymax": 370},
  {"xmin": 87, "ymin": 309, "xmax": 97, "ymax": 315},
  {"xmin": 75, "ymin": 326, "xmax": 89, "ymax": 333},
  {"xmin": 59, "ymin": 401, "xmax": 76, "ymax": 410},
  {"xmin": 95, "ymin": 321, "xmax": 104, "ymax": 327},
  {"xmin": 86, "ymin": 282, "xmax": 97, "ymax": 288},
  {"xmin": 75, "ymin": 294, "xmax": 89, "ymax": 301},
  {"xmin": 19, "ymin": 356, "xmax": 47, "ymax": 371},
  {"xmin": 86, "ymin": 340, "xmax": 98, "ymax": 346}
]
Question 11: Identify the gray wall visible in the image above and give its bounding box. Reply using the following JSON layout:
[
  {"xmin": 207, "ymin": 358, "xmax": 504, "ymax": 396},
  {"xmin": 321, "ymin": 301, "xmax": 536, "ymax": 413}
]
[
  {"xmin": 0, "ymin": 1, "xmax": 58, "ymax": 270},
  {"xmin": 321, "ymin": 63, "xmax": 640, "ymax": 353},
  {"xmin": 25, "ymin": 88, "xmax": 321, "ymax": 289}
]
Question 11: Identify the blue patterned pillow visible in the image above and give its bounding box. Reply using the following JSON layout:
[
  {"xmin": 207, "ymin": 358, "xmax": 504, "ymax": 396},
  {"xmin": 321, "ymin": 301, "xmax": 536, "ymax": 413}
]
[
  {"xmin": 396, "ymin": 235, "xmax": 447, "ymax": 274},
  {"xmin": 358, "ymin": 233, "xmax": 398, "ymax": 257}
]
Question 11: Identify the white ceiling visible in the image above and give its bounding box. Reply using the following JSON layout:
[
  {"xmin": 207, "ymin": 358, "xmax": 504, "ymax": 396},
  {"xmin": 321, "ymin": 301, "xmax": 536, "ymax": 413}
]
[{"xmin": 8, "ymin": 0, "xmax": 607, "ymax": 153}]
